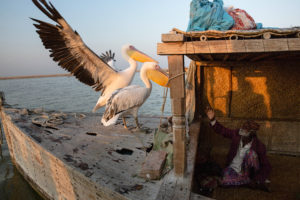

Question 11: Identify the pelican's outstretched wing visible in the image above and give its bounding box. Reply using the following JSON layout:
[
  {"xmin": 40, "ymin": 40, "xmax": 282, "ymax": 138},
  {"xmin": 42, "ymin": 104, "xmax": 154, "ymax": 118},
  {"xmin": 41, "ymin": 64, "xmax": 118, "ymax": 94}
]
[{"xmin": 31, "ymin": 0, "xmax": 117, "ymax": 93}]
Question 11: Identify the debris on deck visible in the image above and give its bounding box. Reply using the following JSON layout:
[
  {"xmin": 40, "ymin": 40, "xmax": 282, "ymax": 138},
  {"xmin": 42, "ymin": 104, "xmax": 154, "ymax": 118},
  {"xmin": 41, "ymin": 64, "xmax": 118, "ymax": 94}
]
[{"xmin": 140, "ymin": 150, "xmax": 167, "ymax": 180}]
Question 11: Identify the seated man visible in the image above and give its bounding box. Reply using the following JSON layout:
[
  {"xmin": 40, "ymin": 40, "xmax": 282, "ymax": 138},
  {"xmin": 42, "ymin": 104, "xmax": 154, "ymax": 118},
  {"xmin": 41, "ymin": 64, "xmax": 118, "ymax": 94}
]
[{"xmin": 205, "ymin": 107, "xmax": 271, "ymax": 191}]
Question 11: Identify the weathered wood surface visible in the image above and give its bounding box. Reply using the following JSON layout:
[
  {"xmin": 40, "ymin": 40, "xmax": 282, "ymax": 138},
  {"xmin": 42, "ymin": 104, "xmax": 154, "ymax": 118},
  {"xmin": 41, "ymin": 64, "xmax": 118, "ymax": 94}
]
[
  {"xmin": 168, "ymin": 55, "xmax": 186, "ymax": 176},
  {"xmin": 162, "ymin": 34, "xmax": 185, "ymax": 43},
  {"xmin": 157, "ymin": 38, "xmax": 300, "ymax": 55},
  {"xmin": 0, "ymin": 107, "xmax": 206, "ymax": 200},
  {"xmin": 0, "ymin": 107, "xmax": 168, "ymax": 200},
  {"xmin": 190, "ymin": 192, "xmax": 214, "ymax": 200},
  {"xmin": 140, "ymin": 151, "xmax": 167, "ymax": 180},
  {"xmin": 156, "ymin": 122, "xmax": 201, "ymax": 200}
]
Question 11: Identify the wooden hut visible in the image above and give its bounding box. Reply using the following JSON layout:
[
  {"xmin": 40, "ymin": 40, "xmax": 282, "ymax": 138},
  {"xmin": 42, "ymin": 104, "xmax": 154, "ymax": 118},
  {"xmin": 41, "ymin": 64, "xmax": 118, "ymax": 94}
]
[{"xmin": 157, "ymin": 27, "xmax": 300, "ymax": 199}]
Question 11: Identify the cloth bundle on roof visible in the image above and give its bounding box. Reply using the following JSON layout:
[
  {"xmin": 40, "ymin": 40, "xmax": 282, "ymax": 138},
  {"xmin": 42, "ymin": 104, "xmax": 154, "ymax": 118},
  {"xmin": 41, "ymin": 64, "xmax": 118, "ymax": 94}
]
[
  {"xmin": 227, "ymin": 8, "xmax": 257, "ymax": 30},
  {"xmin": 187, "ymin": 0, "xmax": 234, "ymax": 31}
]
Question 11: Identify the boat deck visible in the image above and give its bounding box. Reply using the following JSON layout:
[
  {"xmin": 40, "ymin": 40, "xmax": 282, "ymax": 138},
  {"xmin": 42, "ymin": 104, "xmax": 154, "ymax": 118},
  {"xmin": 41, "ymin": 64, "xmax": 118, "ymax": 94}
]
[
  {"xmin": 1, "ymin": 107, "xmax": 165, "ymax": 199},
  {"xmin": 0, "ymin": 107, "xmax": 206, "ymax": 200}
]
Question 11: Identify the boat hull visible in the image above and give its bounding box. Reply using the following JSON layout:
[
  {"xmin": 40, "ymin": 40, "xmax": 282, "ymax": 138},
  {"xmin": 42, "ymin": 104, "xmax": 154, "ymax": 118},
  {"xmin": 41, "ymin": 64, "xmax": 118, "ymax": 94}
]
[{"xmin": 0, "ymin": 110, "xmax": 128, "ymax": 200}]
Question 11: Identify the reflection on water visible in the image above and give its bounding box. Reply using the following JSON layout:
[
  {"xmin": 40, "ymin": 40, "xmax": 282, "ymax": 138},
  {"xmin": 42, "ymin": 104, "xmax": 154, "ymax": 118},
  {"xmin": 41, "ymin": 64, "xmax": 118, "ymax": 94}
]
[{"xmin": 0, "ymin": 76, "xmax": 171, "ymax": 199}]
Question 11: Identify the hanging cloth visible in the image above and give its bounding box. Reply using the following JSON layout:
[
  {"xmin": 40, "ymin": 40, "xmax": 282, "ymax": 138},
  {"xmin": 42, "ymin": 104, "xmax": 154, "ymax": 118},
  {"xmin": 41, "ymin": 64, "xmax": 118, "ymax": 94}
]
[{"xmin": 185, "ymin": 61, "xmax": 197, "ymax": 124}]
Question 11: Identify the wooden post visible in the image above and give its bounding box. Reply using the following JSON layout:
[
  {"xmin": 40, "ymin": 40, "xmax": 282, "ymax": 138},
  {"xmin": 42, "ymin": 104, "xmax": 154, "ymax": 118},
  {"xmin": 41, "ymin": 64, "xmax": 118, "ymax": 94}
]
[{"xmin": 168, "ymin": 55, "xmax": 186, "ymax": 176}]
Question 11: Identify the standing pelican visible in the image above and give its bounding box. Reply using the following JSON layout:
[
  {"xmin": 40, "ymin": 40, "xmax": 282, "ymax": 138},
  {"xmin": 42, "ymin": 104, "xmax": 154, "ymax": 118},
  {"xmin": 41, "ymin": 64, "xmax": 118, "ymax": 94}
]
[
  {"xmin": 31, "ymin": 0, "xmax": 157, "ymax": 112},
  {"xmin": 101, "ymin": 62, "xmax": 169, "ymax": 129}
]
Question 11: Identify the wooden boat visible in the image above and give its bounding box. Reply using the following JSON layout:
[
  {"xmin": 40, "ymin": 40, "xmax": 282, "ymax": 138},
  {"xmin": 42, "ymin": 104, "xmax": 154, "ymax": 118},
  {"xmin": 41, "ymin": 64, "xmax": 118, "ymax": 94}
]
[
  {"xmin": 0, "ymin": 97, "xmax": 208, "ymax": 200},
  {"xmin": 2, "ymin": 26, "xmax": 300, "ymax": 200}
]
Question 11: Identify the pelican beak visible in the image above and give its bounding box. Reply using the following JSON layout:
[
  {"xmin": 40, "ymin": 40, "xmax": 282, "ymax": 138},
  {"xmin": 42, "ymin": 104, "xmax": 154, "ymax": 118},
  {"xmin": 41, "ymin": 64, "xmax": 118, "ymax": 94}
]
[
  {"xmin": 147, "ymin": 66, "xmax": 169, "ymax": 87},
  {"xmin": 127, "ymin": 46, "xmax": 158, "ymax": 63}
]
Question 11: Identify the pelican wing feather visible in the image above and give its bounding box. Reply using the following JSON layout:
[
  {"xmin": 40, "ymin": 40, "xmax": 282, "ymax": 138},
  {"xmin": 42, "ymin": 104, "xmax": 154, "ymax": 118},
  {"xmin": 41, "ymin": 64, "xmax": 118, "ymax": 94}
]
[
  {"xmin": 31, "ymin": 0, "xmax": 117, "ymax": 93},
  {"xmin": 102, "ymin": 86, "xmax": 150, "ymax": 122}
]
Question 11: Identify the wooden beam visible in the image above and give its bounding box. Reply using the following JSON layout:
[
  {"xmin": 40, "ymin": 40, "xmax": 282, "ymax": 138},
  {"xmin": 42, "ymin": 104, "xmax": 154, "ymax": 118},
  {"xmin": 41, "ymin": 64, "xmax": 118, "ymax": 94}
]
[
  {"xmin": 162, "ymin": 34, "xmax": 185, "ymax": 43},
  {"xmin": 288, "ymin": 38, "xmax": 300, "ymax": 50},
  {"xmin": 195, "ymin": 60, "xmax": 300, "ymax": 67},
  {"xmin": 223, "ymin": 54, "xmax": 230, "ymax": 61},
  {"xmin": 168, "ymin": 55, "xmax": 186, "ymax": 176},
  {"xmin": 208, "ymin": 55, "xmax": 214, "ymax": 61},
  {"xmin": 157, "ymin": 38, "xmax": 300, "ymax": 55},
  {"xmin": 263, "ymin": 39, "xmax": 288, "ymax": 51},
  {"xmin": 236, "ymin": 54, "xmax": 250, "ymax": 61},
  {"xmin": 156, "ymin": 122, "xmax": 201, "ymax": 200},
  {"xmin": 250, "ymin": 53, "xmax": 273, "ymax": 62}
]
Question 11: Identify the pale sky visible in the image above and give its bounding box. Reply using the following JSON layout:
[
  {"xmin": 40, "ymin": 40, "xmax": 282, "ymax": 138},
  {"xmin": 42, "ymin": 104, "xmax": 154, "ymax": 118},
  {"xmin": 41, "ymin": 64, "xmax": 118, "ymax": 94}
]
[{"xmin": 0, "ymin": 0, "xmax": 299, "ymax": 76}]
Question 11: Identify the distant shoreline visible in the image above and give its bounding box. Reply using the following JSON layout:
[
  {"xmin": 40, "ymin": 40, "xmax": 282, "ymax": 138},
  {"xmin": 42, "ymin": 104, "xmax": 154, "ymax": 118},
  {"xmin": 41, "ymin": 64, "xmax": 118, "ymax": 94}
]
[{"xmin": 0, "ymin": 74, "xmax": 72, "ymax": 80}]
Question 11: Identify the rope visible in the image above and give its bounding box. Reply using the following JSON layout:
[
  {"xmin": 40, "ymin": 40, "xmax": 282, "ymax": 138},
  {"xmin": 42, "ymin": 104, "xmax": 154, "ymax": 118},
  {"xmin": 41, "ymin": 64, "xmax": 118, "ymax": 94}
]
[
  {"xmin": 159, "ymin": 87, "xmax": 169, "ymax": 128},
  {"xmin": 158, "ymin": 71, "xmax": 185, "ymax": 128},
  {"xmin": 32, "ymin": 112, "xmax": 66, "ymax": 129},
  {"xmin": 166, "ymin": 72, "xmax": 186, "ymax": 86},
  {"xmin": 173, "ymin": 27, "xmax": 300, "ymax": 38}
]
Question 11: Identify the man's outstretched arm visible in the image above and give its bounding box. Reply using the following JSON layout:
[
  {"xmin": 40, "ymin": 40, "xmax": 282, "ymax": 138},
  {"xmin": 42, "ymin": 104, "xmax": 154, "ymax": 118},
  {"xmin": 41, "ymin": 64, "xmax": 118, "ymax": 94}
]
[{"xmin": 206, "ymin": 106, "xmax": 239, "ymax": 139}]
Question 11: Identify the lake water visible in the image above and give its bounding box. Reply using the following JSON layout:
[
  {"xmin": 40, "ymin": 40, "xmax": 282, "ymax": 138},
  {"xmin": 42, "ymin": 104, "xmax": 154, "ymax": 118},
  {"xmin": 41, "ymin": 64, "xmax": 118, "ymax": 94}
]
[{"xmin": 0, "ymin": 75, "xmax": 171, "ymax": 199}]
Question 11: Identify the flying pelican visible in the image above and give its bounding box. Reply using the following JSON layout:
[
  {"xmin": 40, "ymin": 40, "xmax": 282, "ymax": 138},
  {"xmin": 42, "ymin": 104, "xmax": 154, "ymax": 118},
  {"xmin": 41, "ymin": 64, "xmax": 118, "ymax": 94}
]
[
  {"xmin": 101, "ymin": 62, "xmax": 169, "ymax": 129},
  {"xmin": 31, "ymin": 0, "xmax": 157, "ymax": 112}
]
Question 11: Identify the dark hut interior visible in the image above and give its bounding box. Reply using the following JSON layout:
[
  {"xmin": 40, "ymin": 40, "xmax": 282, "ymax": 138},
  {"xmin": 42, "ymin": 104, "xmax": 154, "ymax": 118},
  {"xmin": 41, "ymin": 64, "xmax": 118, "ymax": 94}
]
[{"xmin": 158, "ymin": 28, "xmax": 300, "ymax": 200}]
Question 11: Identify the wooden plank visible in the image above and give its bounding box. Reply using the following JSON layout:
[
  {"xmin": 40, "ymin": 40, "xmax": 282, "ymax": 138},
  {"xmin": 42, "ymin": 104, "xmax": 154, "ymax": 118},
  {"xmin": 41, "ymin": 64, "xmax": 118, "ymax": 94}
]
[
  {"xmin": 190, "ymin": 192, "xmax": 215, "ymax": 200},
  {"xmin": 288, "ymin": 38, "xmax": 300, "ymax": 50},
  {"xmin": 140, "ymin": 151, "xmax": 167, "ymax": 180},
  {"xmin": 162, "ymin": 34, "xmax": 185, "ymax": 42},
  {"xmin": 207, "ymin": 55, "xmax": 214, "ymax": 61},
  {"xmin": 156, "ymin": 122, "xmax": 201, "ymax": 200},
  {"xmin": 244, "ymin": 39, "xmax": 264, "ymax": 52},
  {"xmin": 168, "ymin": 56, "xmax": 186, "ymax": 99},
  {"xmin": 157, "ymin": 42, "xmax": 211, "ymax": 55},
  {"xmin": 236, "ymin": 54, "xmax": 250, "ymax": 61},
  {"xmin": 172, "ymin": 99, "xmax": 186, "ymax": 116},
  {"xmin": 223, "ymin": 54, "xmax": 230, "ymax": 61},
  {"xmin": 173, "ymin": 127, "xmax": 186, "ymax": 175},
  {"xmin": 1, "ymin": 108, "xmax": 166, "ymax": 200},
  {"xmin": 158, "ymin": 38, "xmax": 300, "ymax": 55},
  {"xmin": 208, "ymin": 41, "xmax": 228, "ymax": 53},
  {"xmin": 1, "ymin": 111, "xmax": 129, "ymax": 200},
  {"xmin": 250, "ymin": 53, "xmax": 272, "ymax": 62},
  {"xmin": 226, "ymin": 40, "xmax": 246, "ymax": 53},
  {"xmin": 263, "ymin": 39, "xmax": 288, "ymax": 52},
  {"xmin": 168, "ymin": 55, "xmax": 186, "ymax": 176}
]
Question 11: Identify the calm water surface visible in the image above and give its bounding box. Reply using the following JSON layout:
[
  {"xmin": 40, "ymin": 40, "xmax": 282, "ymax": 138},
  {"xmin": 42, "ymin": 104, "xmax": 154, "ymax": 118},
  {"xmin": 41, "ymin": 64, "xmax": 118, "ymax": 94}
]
[{"xmin": 0, "ymin": 76, "xmax": 171, "ymax": 199}]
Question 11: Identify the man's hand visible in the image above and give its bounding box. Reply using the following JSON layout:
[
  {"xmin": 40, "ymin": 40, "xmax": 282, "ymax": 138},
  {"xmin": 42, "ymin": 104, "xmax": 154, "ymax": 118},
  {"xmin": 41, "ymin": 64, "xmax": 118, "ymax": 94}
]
[{"xmin": 205, "ymin": 106, "xmax": 215, "ymax": 121}]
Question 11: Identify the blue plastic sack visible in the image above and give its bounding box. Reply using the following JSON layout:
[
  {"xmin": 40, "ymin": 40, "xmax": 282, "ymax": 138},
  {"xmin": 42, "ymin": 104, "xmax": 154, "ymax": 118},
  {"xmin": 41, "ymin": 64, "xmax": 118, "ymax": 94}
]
[{"xmin": 187, "ymin": 0, "xmax": 234, "ymax": 31}]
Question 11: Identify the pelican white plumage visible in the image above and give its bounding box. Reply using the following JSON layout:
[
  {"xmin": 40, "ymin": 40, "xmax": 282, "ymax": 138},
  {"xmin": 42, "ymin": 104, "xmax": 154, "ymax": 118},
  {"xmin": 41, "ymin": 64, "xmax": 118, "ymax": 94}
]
[
  {"xmin": 31, "ymin": 0, "xmax": 157, "ymax": 112},
  {"xmin": 101, "ymin": 62, "xmax": 169, "ymax": 129}
]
